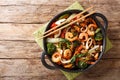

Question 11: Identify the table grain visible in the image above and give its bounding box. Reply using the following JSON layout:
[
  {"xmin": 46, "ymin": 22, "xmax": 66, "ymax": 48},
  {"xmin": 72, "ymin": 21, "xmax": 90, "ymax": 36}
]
[{"xmin": 0, "ymin": 0, "xmax": 120, "ymax": 80}]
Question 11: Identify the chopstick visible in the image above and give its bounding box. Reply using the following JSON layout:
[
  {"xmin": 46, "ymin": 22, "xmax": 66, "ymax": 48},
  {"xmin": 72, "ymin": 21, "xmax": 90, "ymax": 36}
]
[
  {"xmin": 43, "ymin": 6, "xmax": 94, "ymax": 35},
  {"xmin": 39, "ymin": 10, "xmax": 96, "ymax": 39}
]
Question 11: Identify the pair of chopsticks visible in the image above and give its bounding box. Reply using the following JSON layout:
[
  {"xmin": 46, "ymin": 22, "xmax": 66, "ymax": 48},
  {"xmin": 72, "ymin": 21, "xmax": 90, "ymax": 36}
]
[{"xmin": 40, "ymin": 6, "xmax": 95, "ymax": 39}]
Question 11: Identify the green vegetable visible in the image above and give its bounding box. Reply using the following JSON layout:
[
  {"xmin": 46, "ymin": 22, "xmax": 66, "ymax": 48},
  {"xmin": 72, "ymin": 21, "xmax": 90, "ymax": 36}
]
[
  {"xmin": 73, "ymin": 40, "xmax": 81, "ymax": 47},
  {"xmin": 71, "ymin": 56, "xmax": 76, "ymax": 63},
  {"xmin": 95, "ymin": 28, "xmax": 101, "ymax": 33},
  {"xmin": 78, "ymin": 61, "xmax": 88, "ymax": 69},
  {"xmin": 47, "ymin": 43, "xmax": 56, "ymax": 55},
  {"xmin": 77, "ymin": 53, "xmax": 86, "ymax": 58},
  {"xmin": 70, "ymin": 53, "xmax": 86, "ymax": 64},
  {"xmin": 58, "ymin": 14, "xmax": 70, "ymax": 20},
  {"xmin": 58, "ymin": 39, "xmax": 71, "ymax": 49},
  {"xmin": 95, "ymin": 32, "xmax": 103, "ymax": 41}
]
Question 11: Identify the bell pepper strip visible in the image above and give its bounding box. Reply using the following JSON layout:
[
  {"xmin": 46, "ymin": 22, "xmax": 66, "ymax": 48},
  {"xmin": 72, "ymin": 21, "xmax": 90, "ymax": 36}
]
[
  {"xmin": 74, "ymin": 45, "xmax": 83, "ymax": 55},
  {"xmin": 60, "ymin": 28, "xmax": 67, "ymax": 38},
  {"xmin": 50, "ymin": 22, "xmax": 57, "ymax": 29}
]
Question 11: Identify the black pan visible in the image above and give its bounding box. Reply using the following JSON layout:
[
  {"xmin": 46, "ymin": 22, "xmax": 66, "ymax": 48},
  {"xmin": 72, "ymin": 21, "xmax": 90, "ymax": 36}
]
[{"xmin": 41, "ymin": 10, "xmax": 108, "ymax": 73}]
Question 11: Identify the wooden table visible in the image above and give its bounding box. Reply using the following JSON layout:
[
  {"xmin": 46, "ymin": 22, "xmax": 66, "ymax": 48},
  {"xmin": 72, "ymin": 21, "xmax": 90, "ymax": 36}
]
[{"xmin": 0, "ymin": 0, "xmax": 120, "ymax": 80}]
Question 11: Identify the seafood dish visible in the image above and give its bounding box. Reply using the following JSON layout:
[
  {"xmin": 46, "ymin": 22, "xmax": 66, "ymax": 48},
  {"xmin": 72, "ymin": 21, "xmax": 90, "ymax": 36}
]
[{"xmin": 46, "ymin": 13, "xmax": 104, "ymax": 69}]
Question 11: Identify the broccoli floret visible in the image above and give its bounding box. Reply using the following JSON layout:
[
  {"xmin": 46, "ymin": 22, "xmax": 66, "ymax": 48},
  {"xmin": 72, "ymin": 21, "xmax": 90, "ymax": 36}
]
[
  {"xmin": 73, "ymin": 40, "xmax": 81, "ymax": 47},
  {"xmin": 58, "ymin": 39, "xmax": 71, "ymax": 49},
  {"xmin": 47, "ymin": 43, "xmax": 56, "ymax": 55},
  {"xmin": 95, "ymin": 32, "xmax": 103, "ymax": 41},
  {"xmin": 78, "ymin": 61, "xmax": 88, "ymax": 69}
]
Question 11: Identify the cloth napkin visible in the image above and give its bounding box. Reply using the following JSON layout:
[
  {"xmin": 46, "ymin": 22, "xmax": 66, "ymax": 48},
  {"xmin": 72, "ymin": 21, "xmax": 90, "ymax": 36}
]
[{"xmin": 33, "ymin": 1, "xmax": 112, "ymax": 80}]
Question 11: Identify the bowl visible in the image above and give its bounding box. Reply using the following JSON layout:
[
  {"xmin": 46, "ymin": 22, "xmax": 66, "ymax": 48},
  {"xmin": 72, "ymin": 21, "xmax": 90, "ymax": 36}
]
[{"xmin": 41, "ymin": 10, "xmax": 108, "ymax": 72}]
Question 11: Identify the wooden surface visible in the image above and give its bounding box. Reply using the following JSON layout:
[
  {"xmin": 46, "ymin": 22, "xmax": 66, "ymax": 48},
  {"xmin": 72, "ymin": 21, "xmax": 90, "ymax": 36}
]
[{"xmin": 0, "ymin": 0, "xmax": 120, "ymax": 80}]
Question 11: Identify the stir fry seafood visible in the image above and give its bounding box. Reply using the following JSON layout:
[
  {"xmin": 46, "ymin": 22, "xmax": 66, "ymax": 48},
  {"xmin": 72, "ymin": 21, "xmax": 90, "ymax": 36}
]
[{"xmin": 46, "ymin": 13, "xmax": 103, "ymax": 69}]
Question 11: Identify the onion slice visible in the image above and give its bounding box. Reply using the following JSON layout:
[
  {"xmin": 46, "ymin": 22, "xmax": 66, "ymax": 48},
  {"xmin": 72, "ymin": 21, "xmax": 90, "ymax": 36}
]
[
  {"xmin": 86, "ymin": 38, "xmax": 93, "ymax": 49},
  {"xmin": 100, "ymin": 45, "xmax": 103, "ymax": 52},
  {"xmin": 88, "ymin": 45, "xmax": 99, "ymax": 55},
  {"xmin": 61, "ymin": 59, "xmax": 71, "ymax": 64},
  {"xmin": 46, "ymin": 38, "xmax": 63, "ymax": 43},
  {"xmin": 55, "ymin": 19, "xmax": 66, "ymax": 25}
]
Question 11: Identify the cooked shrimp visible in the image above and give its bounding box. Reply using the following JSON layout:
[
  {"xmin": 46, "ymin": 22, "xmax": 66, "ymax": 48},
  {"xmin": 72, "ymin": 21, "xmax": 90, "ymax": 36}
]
[
  {"xmin": 79, "ymin": 33, "xmax": 88, "ymax": 41},
  {"xmin": 81, "ymin": 26, "xmax": 88, "ymax": 33},
  {"xmin": 74, "ymin": 25, "xmax": 80, "ymax": 32},
  {"xmin": 65, "ymin": 32, "xmax": 78, "ymax": 42},
  {"xmin": 84, "ymin": 18, "xmax": 96, "ymax": 25},
  {"xmin": 87, "ymin": 29, "xmax": 95, "ymax": 36},
  {"xmin": 87, "ymin": 24, "xmax": 97, "ymax": 36},
  {"xmin": 88, "ymin": 24, "xmax": 97, "ymax": 28},
  {"xmin": 80, "ymin": 22, "xmax": 86, "ymax": 27},
  {"xmin": 63, "ymin": 49, "xmax": 72, "ymax": 59},
  {"xmin": 52, "ymin": 52, "xmax": 61, "ymax": 63},
  {"xmin": 81, "ymin": 46, "xmax": 88, "ymax": 53}
]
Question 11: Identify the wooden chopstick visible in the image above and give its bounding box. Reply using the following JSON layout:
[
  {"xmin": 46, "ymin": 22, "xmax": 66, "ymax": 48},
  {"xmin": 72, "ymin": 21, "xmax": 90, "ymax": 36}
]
[
  {"xmin": 39, "ymin": 10, "xmax": 96, "ymax": 39},
  {"xmin": 43, "ymin": 6, "xmax": 94, "ymax": 35}
]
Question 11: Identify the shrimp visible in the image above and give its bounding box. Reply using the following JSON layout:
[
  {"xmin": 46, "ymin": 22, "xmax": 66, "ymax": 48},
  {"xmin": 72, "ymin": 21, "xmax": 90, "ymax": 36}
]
[
  {"xmin": 79, "ymin": 33, "xmax": 88, "ymax": 41},
  {"xmin": 87, "ymin": 30, "xmax": 95, "ymax": 36},
  {"xmin": 63, "ymin": 49, "xmax": 72, "ymax": 59},
  {"xmin": 88, "ymin": 24, "xmax": 97, "ymax": 29},
  {"xmin": 74, "ymin": 25, "xmax": 80, "ymax": 32},
  {"xmin": 87, "ymin": 24, "xmax": 97, "ymax": 36},
  {"xmin": 65, "ymin": 32, "xmax": 78, "ymax": 42},
  {"xmin": 81, "ymin": 26, "xmax": 88, "ymax": 33},
  {"xmin": 81, "ymin": 46, "xmax": 88, "ymax": 53},
  {"xmin": 63, "ymin": 63, "xmax": 73, "ymax": 69},
  {"xmin": 52, "ymin": 52, "xmax": 61, "ymax": 63}
]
